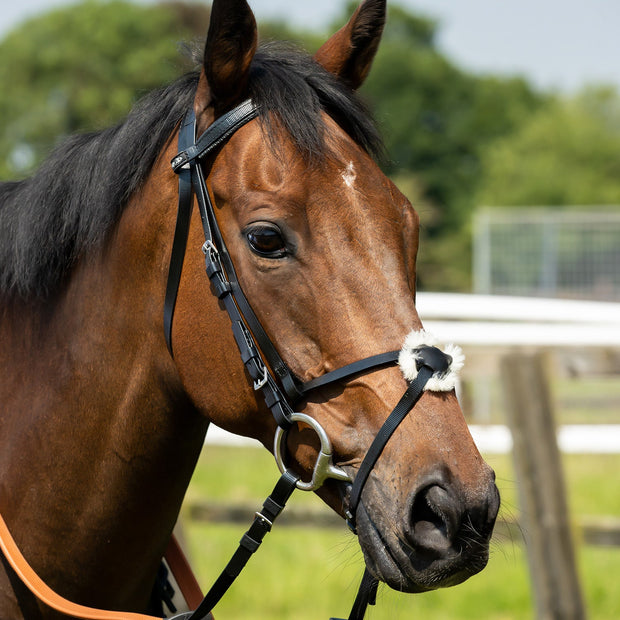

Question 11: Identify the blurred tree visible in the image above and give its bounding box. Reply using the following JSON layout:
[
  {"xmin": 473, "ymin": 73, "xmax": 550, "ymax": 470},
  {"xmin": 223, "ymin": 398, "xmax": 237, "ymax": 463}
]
[
  {"xmin": 477, "ymin": 86, "xmax": 620, "ymax": 207},
  {"xmin": 258, "ymin": 19, "xmax": 322, "ymax": 50},
  {"xmin": 341, "ymin": 3, "xmax": 546, "ymax": 290},
  {"xmin": 5, "ymin": 0, "xmax": 594, "ymax": 293},
  {"xmin": 0, "ymin": 0, "xmax": 326, "ymax": 180},
  {"xmin": 0, "ymin": 0, "xmax": 210, "ymax": 178}
]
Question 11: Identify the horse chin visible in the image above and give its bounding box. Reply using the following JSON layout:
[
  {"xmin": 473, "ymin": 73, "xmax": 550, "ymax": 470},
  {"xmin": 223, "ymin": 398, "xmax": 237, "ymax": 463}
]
[{"xmin": 355, "ymin": 503, "xmax": 491, "ymax": 593}]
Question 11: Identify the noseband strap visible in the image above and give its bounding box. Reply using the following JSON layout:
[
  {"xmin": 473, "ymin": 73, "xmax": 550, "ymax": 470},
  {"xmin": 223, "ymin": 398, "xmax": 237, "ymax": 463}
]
[
  {"xmin": 299, "ymin": 350, "xmax": 400, "ymax": 395},
  {"xmin": 345, "ymin": 346, "xmax": 452, "ymax": 532}
]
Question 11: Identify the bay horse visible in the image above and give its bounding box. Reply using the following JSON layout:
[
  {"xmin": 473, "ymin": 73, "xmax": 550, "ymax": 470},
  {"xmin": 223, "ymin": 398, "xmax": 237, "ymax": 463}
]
[{"xmin": 0, "ymin": 0, "xmax": 499, "ymax": 617}]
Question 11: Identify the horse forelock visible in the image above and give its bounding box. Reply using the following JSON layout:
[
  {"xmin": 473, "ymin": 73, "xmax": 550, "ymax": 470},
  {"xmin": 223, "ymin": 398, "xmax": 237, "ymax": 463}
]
[
  {"xmin": 0, "ymin": 42, "xmax": 383, "ymax": 301},
  {"xmin": 248, "ymin": 43, "xmax": 384, "ymax": 165}
]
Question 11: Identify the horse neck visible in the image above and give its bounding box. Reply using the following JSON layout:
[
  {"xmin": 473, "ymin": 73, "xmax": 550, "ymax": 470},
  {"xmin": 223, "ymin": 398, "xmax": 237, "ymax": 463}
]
[{"xmin": 0, "ymin": 141, "xmax": 209, "ymax": 611}]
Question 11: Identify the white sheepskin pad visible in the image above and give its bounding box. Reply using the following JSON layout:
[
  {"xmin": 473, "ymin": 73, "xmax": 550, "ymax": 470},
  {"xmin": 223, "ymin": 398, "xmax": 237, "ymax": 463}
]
[{"xmin": 397, "ymin": 329, "xmax": 464, "ymax": 392}]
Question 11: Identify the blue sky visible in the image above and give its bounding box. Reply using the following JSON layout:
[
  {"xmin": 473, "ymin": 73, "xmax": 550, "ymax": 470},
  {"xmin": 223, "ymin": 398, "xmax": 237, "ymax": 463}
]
[{"xmin": 2, "ymin": 0, "xmax": 619, "ymax": 93}]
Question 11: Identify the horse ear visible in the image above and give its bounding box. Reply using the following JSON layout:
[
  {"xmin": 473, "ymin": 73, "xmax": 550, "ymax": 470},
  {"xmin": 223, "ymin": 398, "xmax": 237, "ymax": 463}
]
[
  {"xmin": 194, "ymin": 0, "xmax": 257, "ymax": 120},
  {"xmin": 314, "ymin": 0, "xmax": 386, "ymax": 90}
]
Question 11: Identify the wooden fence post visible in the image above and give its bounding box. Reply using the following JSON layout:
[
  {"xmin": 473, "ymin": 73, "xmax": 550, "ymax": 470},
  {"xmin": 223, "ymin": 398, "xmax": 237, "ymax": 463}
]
[{"xmin": 500, "ymin": 351, "xmax": 586, "ymax": 620}]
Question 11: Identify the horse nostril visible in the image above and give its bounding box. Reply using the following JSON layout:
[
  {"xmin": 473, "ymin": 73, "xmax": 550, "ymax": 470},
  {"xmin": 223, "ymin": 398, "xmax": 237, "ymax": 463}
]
[{"xmin": 408, "ymin": 484, "xmax": 461, "ymax": 554}]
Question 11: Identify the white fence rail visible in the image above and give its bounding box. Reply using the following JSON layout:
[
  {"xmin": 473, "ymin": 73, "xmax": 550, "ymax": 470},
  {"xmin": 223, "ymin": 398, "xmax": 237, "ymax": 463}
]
[
  {"xmin": 206, "ymin": 421, "xmax": 620, "ymax": 454},
  {"xmin": 418, "ymin": 292, "xmax": 620, "ymax": 346},
  {"xmin": 206, "ymin": 293, "xmax": 620, "ymax": 454}
]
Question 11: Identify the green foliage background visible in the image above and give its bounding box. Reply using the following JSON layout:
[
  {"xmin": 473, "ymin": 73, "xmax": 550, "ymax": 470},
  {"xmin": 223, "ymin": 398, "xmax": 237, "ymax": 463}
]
[
  {"xmin": 0, "ymin": 1, "xmax": 209, "ymax": 176},
  {"xmin": 1, "ymin": 0, "xmax": 619, "ymax": 290},
  {"xmin": 477, "ymin": 86, "xmax": 620, "ymax": 207}
]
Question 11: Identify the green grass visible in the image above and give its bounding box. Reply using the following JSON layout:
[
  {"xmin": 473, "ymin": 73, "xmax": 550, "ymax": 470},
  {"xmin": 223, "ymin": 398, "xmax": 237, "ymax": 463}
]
[{"xmin": 180, "ymin": 447, "xmax": 620, "ymax": 619}]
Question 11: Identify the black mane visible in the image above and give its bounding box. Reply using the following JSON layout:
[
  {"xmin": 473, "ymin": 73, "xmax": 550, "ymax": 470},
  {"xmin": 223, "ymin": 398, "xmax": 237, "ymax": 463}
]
[{"xmin": 0, "ymin": 43, "xmax": 383, "ymax": 299}]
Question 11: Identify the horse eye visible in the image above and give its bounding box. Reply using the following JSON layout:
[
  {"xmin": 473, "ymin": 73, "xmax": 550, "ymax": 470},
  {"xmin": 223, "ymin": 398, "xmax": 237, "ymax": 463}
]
[{"xmin": 245, "ymin": 224, "xmax": 288, "ymax": 259}]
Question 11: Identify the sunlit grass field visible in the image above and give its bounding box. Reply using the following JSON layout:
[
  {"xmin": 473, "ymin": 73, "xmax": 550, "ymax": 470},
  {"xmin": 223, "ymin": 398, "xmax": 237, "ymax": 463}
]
[{"xmin": 179, "ymin": 446, "xmax": 620, "ymax": 619}]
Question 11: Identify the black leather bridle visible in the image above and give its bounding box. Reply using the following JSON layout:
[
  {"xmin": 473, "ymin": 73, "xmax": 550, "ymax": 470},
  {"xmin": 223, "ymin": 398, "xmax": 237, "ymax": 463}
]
[{"xmin": 164, "ymin": 101, "xmax": 453, "ymax": 620}]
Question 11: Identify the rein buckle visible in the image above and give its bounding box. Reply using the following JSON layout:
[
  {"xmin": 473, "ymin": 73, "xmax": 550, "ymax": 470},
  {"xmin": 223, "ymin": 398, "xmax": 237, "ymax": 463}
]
[{"xmin": 253, "ymin": 365, "xmax": 269, "ymax": 391}]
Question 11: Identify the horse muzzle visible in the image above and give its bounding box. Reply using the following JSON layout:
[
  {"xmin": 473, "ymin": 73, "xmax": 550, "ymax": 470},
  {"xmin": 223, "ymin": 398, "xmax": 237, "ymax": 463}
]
[{"xmin": 355, "ymin": 465, "xmax": 500, "ymax": 592}]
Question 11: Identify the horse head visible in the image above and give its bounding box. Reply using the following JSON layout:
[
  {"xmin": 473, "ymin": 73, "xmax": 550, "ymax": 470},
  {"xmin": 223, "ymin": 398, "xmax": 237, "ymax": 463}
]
[{"xmin": 168, "ymin": 0, "xmax": 499, "ymax": 595}]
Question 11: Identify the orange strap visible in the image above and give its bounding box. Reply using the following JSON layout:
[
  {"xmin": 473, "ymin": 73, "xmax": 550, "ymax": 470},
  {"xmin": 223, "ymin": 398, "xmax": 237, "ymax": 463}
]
[
  {"xmin": 164, "ymin": 535, "xmax": 204, "ymax": 611},
  {"xmin": 0, "ymin": 512, "xmax": 205, "ymax": 620}
]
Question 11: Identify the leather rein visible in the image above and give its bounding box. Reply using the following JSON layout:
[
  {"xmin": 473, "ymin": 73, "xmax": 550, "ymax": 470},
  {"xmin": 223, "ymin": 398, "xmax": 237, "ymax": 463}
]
[{"xmin": 0, "ymin": 100, "xmax": 456, "ymax": 620}]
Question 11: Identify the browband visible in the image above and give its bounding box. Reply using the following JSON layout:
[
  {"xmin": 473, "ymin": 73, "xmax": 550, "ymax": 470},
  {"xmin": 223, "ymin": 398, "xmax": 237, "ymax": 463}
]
[{"xmin": 171, "ymin": 100, "xmax": 259, "ymax": 172}]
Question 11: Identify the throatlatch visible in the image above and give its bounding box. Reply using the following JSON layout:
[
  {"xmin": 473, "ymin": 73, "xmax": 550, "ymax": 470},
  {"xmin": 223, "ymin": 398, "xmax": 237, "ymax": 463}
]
[{"xmin": 166, "ymin": 100, "xmax": 464, "ymax": 620}]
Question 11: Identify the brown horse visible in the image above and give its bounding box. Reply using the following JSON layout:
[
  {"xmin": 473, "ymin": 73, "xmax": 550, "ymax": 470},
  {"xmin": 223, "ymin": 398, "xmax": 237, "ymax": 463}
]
[{"xmin": 0, "ymin": 0, "xmax": 499, "ymax": 617}]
